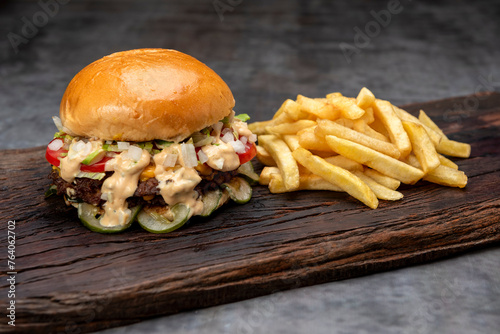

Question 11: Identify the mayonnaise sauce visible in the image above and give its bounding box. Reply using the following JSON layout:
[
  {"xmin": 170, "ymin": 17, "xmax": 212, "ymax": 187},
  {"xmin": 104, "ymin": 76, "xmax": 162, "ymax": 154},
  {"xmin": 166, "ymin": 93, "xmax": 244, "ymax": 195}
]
[
  {"xmin": 56, "ymin": 113, "xmax": 256, "ymax": 226},
  {"xmin": 201, "ymin": 140, "xmax": 240, "ymax": 171},
  {"xmin": 232, "ymin": 119, "xmax": 254, "ymax": 139},
  {"xmin": 59, "ymin": 139, "xmax": 103, "ymax": 183},
  {"xmin": 100, "ymin": 149, "xmax": 150, "ymax": 227},
  {"xmin": 154, "ymin": 146, "xmax": 204, "ymax": 216}
]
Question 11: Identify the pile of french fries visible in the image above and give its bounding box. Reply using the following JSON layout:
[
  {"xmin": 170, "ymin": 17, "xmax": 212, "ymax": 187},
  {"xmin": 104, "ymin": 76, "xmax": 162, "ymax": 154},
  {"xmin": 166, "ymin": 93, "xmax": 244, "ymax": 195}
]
[{"xmin": 249, "ymin": 88, "xmax": 471, "ymax": 209}]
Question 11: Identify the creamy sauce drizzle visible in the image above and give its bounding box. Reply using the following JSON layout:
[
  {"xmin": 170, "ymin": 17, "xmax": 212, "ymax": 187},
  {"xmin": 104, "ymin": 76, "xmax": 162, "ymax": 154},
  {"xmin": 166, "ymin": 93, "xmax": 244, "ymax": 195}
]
[
  {"xmin": 232, "ymin": 119, "xmax": 253, "ymax": 139},
  {"xmin": 60, "ymin": 139, "xmax": 103, "ymax": 183},
  {"xmin": 154, "ymin": 146, "xmax": 203, "ymax": 217},
  {"xmin": 56, "ymin": 113, "xmax": 257, "ymax": 227},
  {"xmin": 100, "ymin": 150, "xmax": 150, "ymax": 226},
  {"xmin": 201, "ymin": 140, "xmax": 240, "ymax": 171}
]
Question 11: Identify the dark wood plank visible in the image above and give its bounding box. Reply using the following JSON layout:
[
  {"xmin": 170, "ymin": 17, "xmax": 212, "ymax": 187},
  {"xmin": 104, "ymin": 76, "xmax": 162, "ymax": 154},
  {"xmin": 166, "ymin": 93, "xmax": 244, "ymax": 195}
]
[{"xmin": 1, "ymin": 93, "xmax": 499, "ymax": 333}]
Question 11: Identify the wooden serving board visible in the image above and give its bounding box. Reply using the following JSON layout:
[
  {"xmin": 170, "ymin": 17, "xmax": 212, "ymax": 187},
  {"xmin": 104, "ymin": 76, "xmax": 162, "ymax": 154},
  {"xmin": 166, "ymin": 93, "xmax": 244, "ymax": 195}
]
[{"xmin": 1, "ymin": 93, "xmax": 500, "ymax": 333}]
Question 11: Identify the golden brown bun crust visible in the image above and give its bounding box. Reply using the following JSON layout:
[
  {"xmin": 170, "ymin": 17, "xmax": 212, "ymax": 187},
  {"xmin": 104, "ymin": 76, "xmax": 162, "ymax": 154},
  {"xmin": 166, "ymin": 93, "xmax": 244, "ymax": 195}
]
[{"xmin": 60, "ymin": 49, "xmax": 235, "ymax": 142}]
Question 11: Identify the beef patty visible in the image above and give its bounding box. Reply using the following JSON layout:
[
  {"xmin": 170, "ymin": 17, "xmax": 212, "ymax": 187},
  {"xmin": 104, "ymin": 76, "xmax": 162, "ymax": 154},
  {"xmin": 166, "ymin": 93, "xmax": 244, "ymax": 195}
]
[{"xmin": 49, "ymin": 168, "xmax": 238, "ymax": 207}]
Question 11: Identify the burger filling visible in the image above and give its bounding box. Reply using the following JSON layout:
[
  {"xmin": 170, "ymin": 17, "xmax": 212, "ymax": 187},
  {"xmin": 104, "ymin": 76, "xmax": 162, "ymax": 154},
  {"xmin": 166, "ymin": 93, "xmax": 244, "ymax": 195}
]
[{"xmin": 46, "ymin": 112, "xmax": 257, "ymax": 228}]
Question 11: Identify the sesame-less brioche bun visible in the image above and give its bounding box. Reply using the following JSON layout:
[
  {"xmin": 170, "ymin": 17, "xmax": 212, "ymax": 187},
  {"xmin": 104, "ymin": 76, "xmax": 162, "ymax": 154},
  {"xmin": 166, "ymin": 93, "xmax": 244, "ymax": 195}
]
[{"xmin": 60, "ymin": 49, "xmax": 235, "ymax": 142}]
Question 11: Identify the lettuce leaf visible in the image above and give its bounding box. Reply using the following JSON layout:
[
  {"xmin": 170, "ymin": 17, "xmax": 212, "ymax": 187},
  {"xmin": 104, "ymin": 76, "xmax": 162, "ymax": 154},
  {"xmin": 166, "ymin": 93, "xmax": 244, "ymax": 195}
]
[{"xmin": 235, "ymin": 114, "xmax": 250, "ymax": 122}]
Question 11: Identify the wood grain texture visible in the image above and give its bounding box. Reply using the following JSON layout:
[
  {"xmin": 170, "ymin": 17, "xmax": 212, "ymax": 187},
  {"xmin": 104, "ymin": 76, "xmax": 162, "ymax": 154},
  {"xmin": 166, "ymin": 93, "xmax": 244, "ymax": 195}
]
[{"xmin": 1, "ymin": 93, "xmax": 499, "ymax": 333}]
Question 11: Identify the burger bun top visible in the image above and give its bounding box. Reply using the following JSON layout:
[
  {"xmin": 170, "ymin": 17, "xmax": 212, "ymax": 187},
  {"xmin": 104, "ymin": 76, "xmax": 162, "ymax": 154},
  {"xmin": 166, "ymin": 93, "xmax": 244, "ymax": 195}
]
[{"xmin": 60, "ymin": 49, "xmax": 235, "ymax": 142}]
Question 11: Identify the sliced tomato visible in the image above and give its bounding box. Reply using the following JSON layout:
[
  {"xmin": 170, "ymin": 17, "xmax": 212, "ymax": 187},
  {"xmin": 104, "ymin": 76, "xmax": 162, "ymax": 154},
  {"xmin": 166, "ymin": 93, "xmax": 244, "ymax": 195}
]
[
  {"xmin": 45, "ymin": 139, "xmax": 66, "ymax": 167},
  {"xmin": 45, "ymin": 138, "xmax": 111, "ymax": 173},
  {"xmin": 47, "ymin": 137, "xmax": 256, "ymax": 174},
  {"xmin": 237, "ymin": 142, "xmax": 257, "ymax": 165}
]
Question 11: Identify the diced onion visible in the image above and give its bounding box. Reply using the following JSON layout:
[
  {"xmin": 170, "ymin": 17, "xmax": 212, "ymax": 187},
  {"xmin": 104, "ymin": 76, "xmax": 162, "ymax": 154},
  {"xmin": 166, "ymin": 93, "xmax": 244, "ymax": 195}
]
[
  {"xmin": 197, "ymin": 150, "xmax": 208, "ymax": 164},
  {"xmin": 83, "ymin": 143, "xmax": 92, "ymax": 155},
  {"xmin": 117, "ymin": 141, "xmax": 130, "ymax": 150},
  {"xmin": 163, "ymin": 153, "xmax": 178, "ymax": 167},
  {"xmin": 181, "ymin": 143, "xmax": 198, "ymax": 168},
  {"xmin": 73, "ymin": 140, "xmax": 85, "ymax": 152},
  {"xmin": 48, "ymin": 139, "xmax": 64, "ymax": 151},
  {"xmin": 70, "ymin": 140, "xmax": 92, "ymax": 159},
  {"xmin": 124, "ymin": 145, "xmax": 143, "ymax": 161},
  {"xmin": 213, "ymin": 157, "xmax": 224, "ymax": 170},
  {"xmin": 240, "ymin": 136, "xmax": 248, "ymax": 144},
  {"xmin": 212, "ymin": 122, "xmax": 223, "ymax": 133},
  {"xmin": 249, "ymin": 134, "xmax": 257, "ymax": 143},
  {"xmin": 221, "ymin": 131, "xmax": 234, "ymax": 143},
  {"xmin": 229, "ymin": 139, "xmax": 246, "ymax": 154}
]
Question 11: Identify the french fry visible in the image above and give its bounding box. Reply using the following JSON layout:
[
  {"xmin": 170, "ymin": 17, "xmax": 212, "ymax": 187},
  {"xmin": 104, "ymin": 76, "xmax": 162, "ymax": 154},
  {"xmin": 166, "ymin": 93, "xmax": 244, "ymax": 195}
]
[
  {"xmin": 273, "ymin": 112, "xmax": 294, "ymax": 125},
  {"xmin": 249, "ymin": 88, "xmax": 471, "ymax": 209},
  {"xmin": 292, "ymin": 148, "xmax": 378, "ymax": 209},
  {"xmin": 363, "ymin": 168, "xmax": 401, "ymax": 190},
  {"xmin": 405, "ymin": 153, "xmax": 422, "ymax": 169},
  {"xmin": 256, "ymin": 145, "xmax": 276, "ymax": 166},
  {"xmin": 438, "ymin": 154, "xmax": 458, "ymax": 170},
  {"xmin": 272, "ymin": 99, "xmax": 290, "ymax": 119},
  {"xmin": 282, "ymin": 135, "xmax": 301, "ymax": 151},
  {"xmin": 354, "ymin": 171, "xmax": 404, "ymax": 201},
  {"xmin": 317, "ymin": 119, "xmax": 401, "ymax": 159},
  {"xmin": 327, "ymin": 95, "xmax": 365, "ymax": 120},
  {"xmin": 298, "ymin": 127, "xmax": 332, "ymax": 152},
  {"xmin": 269, "ymin": 173, "xmax": 343, "ymax": 193},
  {"xmin": 309, "ymin": 150, "xmax": 337, "ymax": 158},
  {"xmin": 424, "ymin": 165, "xmax": 468, "ymax": 188},
  {"xmin": 353, "ymin": 120, "xmax": 390, "ymax": 142},
  {"xmin": 325, "ymin": 135, "xmax": 424, "ymax": 184},
  {"xmin": 393, "ymin": 106, "xmax": 442, "ymax": 147},
  {"xmin": 259, "ymin": 135, "xmax": 300, "ymax": 191},
  {"xmin": 402, "ymin": 121, "xmax": 440, "ymax": 174},
  {"xmin": 437, "ymin": 138, "xmax": 471, "ymax": 158},
  {"xmin": 266, "ymin": 120, "xmax": 316, "ymax": 135},
  {"xmin": 368, "ymin": 116, "xmax": 391, "ymax": 140},
  {"xmin": 297, "ymin": 163, "xmax": 313, "ymax": 175},
  {"xmin": 282, "ymin": 99, "xmax": 311, "ymax": 120},
  {"xmin": 335, "ymin": 118, "xmax": 355, "ymax": 129},
  {"xmin": 274, "ymin": 99, "xmax": 298, "ymax": 120},
  {"xmin": 406, "ymin": 154, "xmax": 467, "ymax": 188},
  {"xmin": 373, "ymin": 100, "xmax": 412, "ymax": 157},
  {"xmin": 260, "ymin": 166, "xmax": 280, "ymax": 185},
  {"xmin": 418, "ymin": 109, "xmax": 447, "ymax": 139},
  {"xmin": 358, "ymin": 107, "xmax": 375, "ymax": 124},
  {"xmin": 324, "ymin": 155, "xmax": 364, "ymax": 172},
  {"xmin": 356, "ymin": 87, "xmax": 376, "ymax": 110},
  {"xmin": 297, "ymin": 95, "xmax": 340, "ymax": 120},
  {"xmin": 248, "ymin": 120, "xmax": 274, "ymax": 135},
  {"xmin": 326, "ymin": 92, "xmax": 342, "ymax": 99}
]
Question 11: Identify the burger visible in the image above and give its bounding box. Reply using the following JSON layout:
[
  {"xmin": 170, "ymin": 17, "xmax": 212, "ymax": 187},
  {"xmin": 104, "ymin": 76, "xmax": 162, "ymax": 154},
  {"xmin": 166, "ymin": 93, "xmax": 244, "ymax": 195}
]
[{"xmin": 45, "ymin": 49, "xmax": 258, "ymax": 233}]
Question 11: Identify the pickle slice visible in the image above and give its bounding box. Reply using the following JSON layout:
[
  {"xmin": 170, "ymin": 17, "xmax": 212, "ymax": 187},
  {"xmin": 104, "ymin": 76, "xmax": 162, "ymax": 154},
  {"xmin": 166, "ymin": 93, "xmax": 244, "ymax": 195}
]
[
  {"xmin": 216, "ymin": 190, "xmax": 230, "ymax": 210},
  {"xmin": 221, "ymin": 177, "xmax": 252, "ymax": 204},
  {"xmin": 137, "ymin": 204, "xmax": 191, "ymax": 233},
  {"xmin": 200, "ymin": 189, "xmax": 223, "ymax": 217},
  {"xmin": 236, "ymin": 161, "xmax": 260, "ymax": 184},
  {"xmin": 78, "ymin": 203, "xmax": 140, "ymax": 233}
]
